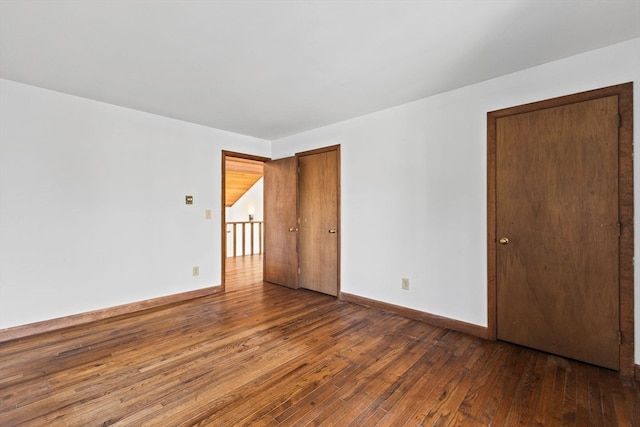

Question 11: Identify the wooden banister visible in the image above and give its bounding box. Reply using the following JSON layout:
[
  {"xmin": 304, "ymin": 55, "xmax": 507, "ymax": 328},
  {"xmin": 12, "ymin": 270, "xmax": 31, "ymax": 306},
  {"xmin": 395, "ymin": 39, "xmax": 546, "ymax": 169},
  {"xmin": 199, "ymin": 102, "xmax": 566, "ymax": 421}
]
[{"xmin": 226, "ymin": 221, "xmax": 264, "ymax": 257}]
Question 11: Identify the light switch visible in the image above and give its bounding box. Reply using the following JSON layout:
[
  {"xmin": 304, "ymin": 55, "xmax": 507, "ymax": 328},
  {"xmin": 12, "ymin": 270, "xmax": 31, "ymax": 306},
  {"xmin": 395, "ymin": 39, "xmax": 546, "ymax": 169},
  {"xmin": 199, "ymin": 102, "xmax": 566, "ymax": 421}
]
[
  {"xmin": 185, "ymin": 195, "xmax": 193, "ymax": 205},
  {"xmin": 205, "ymin": 209, "xmax": 212, "ymax": 219}
]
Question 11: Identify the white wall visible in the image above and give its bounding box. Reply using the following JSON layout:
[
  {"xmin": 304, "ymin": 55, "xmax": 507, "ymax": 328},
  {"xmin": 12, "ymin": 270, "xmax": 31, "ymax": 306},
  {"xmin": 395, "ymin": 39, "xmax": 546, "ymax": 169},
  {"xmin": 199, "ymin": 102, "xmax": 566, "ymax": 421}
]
[
  {"xmin": 2, "ymin": 39, "xmax": 639, "ymax": 362},
  {"xmin": 225, "ymin": 177, "xmax": 264, "ymax": 223},
  {"xmin": 0, "ymin": 79, "xmax": 270, "ymax": 329},
  {"xmin": 272, "ymin": 39, "xmax": 640, "ymax": 362}
]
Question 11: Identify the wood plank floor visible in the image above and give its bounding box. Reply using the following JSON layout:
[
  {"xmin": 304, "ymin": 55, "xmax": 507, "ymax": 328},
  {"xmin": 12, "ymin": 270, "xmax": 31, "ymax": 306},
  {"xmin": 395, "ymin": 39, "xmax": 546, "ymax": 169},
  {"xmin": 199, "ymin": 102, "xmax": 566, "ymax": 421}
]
[{"xmin": 1, "ymin": 255, "xmax": 639, "ymax": 426}]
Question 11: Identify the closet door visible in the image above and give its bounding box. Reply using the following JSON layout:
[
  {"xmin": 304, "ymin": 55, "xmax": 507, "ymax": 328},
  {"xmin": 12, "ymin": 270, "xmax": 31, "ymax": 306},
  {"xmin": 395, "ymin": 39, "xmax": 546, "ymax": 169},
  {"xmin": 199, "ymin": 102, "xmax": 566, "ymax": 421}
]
[
  {"xmin": 495, "ymin": 96, "xmax": 620, "ymax": 370},
  {"xmin": 298, "ymin": 147, "xmax": 339, "ymax": 296}
]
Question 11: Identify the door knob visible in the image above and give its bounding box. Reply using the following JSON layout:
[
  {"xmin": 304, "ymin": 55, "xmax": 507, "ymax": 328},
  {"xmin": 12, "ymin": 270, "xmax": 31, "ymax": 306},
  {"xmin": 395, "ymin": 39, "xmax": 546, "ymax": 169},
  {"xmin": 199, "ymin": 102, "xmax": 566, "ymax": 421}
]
[
  {"xmin": 289, "ymin": 227, "xmax": 298, "ymax": 232},
  {"xmin": 498, "ymin": 237, "xmax": 510, "ymax": 245},
  {"xmin": 328, "ymin": 229, "xmax": 337, "ymax": 234}
]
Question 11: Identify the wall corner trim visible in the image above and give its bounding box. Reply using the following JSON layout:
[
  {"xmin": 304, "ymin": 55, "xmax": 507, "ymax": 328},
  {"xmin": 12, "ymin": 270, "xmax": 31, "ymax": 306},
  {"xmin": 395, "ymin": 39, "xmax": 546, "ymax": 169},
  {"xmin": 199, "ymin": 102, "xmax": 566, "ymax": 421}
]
[
  {"xmin": 0, "ymin": 285, "xmax": 223, "ymax": 344},
  {"xmin": 339, "ymin": 292, "xmax": 490, "ymax": 340}
]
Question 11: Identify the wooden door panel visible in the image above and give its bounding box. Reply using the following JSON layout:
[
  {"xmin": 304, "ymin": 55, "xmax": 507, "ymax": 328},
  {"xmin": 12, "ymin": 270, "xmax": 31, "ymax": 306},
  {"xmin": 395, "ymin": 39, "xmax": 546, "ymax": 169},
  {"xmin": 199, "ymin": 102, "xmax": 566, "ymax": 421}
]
[
  {"xmin": 496, "ymin": 96, "xmax": 619, "ymax": 369},
  {"xmin": 263, "ymin": 157, "xmax": 298, "ymax": 288},
  {"xmin": 298, "ymin": 150, "xmax": 339, "ymax": 296}
]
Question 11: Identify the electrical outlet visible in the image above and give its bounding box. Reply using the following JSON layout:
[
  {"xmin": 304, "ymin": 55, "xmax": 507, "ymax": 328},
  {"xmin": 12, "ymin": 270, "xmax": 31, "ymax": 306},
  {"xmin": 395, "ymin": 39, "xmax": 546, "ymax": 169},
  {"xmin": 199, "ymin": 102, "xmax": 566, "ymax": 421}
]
[
  {"xmin": 193, "ymin": 266, "xmax": 199, "ymax": 276},
  {"xmin": 402, "ymin": 278, "xmax": 410, "ymax": 290},
  {"xmin": 205, "ymin": 209, "xmax": 212, "ymax": 219}
]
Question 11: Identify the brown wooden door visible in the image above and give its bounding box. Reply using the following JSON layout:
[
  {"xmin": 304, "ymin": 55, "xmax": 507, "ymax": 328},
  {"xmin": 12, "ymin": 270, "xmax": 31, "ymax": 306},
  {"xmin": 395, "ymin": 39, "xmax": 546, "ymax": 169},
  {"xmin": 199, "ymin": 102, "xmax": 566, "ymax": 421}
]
[
  {"xmin": 496, "ymin": 96, "xmax": 620, "ymax": 369},
  {"xmin": 263, "ymin": 156, "xmax": 298, "ymax": 288},
  {"xmin": 298, "ymin": 148, "xmax": 339, "ymax": 296}
]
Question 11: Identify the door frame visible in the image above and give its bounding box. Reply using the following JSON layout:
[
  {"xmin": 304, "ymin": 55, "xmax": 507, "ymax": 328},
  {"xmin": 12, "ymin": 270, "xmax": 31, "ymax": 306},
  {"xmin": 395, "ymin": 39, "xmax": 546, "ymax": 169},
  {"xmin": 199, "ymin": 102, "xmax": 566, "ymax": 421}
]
[
  {"xmin": 486, "ymin": 83, "xmax": 634, "ymax": 376},
  {"xmin": 221, "ymin": 150, "xmax": 270, "ymax": 291}
]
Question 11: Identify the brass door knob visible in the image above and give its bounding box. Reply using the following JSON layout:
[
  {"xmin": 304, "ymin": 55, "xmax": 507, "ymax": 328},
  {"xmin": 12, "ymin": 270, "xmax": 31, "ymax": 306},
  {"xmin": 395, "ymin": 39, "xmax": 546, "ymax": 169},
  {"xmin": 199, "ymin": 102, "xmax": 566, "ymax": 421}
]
[
  {"xmin": 289, "ymin": 227, "xmax": 298, "ymax": 232},
  {"xmin": 498, "ymin": 237, "xmax": 510, "ymax": 245}
]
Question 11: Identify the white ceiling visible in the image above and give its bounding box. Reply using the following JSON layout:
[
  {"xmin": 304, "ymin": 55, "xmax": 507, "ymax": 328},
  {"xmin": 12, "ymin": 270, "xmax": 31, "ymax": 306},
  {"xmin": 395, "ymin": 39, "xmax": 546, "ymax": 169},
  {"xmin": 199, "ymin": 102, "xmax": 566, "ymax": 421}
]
[{"xmin": 1, "ymin": 1, "xmax": 638, "ymax": 140}]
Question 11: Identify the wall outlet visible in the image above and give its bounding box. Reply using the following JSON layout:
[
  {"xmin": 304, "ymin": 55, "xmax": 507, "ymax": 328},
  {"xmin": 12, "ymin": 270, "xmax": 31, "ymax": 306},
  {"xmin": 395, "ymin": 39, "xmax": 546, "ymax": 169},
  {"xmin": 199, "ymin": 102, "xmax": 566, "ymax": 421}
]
[
  {"xmin": 193, "ymin": 266, "xmax": 199, "ymax": 276},
  {"xmin": 402, "ymin": 278, "xmax": 410, "ymax": 290},
  {"xmin": 205, "ymin": 209, "xmax": 212, "ymax": 219}
]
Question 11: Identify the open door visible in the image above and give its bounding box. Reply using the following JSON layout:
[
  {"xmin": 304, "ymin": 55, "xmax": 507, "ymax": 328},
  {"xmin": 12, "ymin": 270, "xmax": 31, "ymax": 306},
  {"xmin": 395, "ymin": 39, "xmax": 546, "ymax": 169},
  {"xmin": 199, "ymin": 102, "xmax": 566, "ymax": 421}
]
[{"xmin": 263, "ymin": 156, "xmax": 299, "ymax": 288}]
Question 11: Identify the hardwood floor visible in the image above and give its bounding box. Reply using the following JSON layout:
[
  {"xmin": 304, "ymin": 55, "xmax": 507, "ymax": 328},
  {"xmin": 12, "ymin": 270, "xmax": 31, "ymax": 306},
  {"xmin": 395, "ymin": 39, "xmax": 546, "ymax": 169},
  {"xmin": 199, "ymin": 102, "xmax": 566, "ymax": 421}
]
[{"xmin": 1, "ymin": 254, "xmax": 639, "ymax": 426}]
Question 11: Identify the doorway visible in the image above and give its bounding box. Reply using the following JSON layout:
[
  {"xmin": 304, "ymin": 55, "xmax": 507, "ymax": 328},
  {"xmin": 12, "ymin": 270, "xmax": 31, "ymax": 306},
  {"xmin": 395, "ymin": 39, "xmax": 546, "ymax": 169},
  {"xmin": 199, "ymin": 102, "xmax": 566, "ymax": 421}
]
[
  {"xmin": 221, "ymin": 151, "xmax": 269, "ymax": 291},
  {"xmin": 487, "ymin": 83, "xmax": 633, "ymax": 375}
]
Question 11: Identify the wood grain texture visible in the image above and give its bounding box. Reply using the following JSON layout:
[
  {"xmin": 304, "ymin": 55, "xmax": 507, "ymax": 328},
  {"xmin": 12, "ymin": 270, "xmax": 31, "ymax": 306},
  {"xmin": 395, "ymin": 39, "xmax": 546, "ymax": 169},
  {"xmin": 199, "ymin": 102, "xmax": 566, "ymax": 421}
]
[
  {"xmin": 297, "ymin": 146, "xmax": 340, "ymax": 296},
  {"xmin": 225, "ymin": 171, "xmax": 263, "ymax": 207},
  {"xmin": 263, "ymin": 156, "xmax": 299, "ymax": 288},
  {"xmin": 496, "ymin": 95, "xmax": 620, "ymax": 369},
  {"xmin": 0, "ymin": 285, "xmax": 222, "ymax": 344},
  {"xmin": 340, "ymin": 292, "xmax": 489, "ymax": 339},
  {"xmin": 617, "ymin": 83, "xmax": 635, "ymax": 378},
  {"xmin": 1, "ymin": 255, "xmax": 638, "ymax": 426},
  {"xmin": 487, "ymin": 82, "xmax": 634, "ymax": 376}
]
